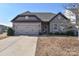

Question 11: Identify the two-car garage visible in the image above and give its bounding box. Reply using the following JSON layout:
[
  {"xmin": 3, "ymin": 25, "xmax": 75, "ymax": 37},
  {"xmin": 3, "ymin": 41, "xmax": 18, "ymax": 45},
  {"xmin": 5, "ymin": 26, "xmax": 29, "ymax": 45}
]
[{"xmin": 13, "ymin": 23, "xmax": 41, "ymax": 35}]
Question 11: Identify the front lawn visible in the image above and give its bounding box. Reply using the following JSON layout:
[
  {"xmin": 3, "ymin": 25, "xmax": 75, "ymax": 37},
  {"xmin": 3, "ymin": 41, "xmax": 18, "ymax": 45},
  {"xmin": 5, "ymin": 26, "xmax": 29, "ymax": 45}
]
[{"xmin": 35, "ymin": 36, "xmax": 79, "ymax": 56}]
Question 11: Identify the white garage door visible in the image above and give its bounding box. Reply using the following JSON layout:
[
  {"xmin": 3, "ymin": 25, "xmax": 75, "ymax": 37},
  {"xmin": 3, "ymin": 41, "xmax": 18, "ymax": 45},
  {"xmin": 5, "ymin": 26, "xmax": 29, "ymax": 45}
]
[{"xmin": 14, "ymin": 23, "xmax": 41, "ymax": 35}]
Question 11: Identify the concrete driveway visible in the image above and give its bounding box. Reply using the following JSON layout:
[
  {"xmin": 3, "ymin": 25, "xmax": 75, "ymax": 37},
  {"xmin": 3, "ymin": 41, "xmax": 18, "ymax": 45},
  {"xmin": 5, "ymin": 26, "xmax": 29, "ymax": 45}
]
[{"xmin": 0, "ymin": 36, "xmax": 38, "ymax": 56}]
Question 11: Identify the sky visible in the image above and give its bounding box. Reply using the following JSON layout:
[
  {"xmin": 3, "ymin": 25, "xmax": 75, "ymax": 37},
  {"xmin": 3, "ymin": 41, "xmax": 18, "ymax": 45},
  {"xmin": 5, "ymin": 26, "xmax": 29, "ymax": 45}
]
[{"xmin": 0, "ymin": 3, "xmax": 66, "ymax": 26}]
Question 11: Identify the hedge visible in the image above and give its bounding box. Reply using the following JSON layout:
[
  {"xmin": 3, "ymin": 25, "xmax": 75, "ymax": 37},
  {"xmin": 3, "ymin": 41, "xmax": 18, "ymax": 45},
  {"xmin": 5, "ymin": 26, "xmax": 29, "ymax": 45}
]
[{"xmin": 48, "ymin": 30, "xmax": 78, "ymax": 36}]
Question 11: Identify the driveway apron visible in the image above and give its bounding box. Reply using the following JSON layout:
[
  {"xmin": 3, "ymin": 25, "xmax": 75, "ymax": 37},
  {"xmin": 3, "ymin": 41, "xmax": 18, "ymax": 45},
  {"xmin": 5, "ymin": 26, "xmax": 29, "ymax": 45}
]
[{"xmin": 0, "ymin": 36, "xmax": 38, "ymax": 56}]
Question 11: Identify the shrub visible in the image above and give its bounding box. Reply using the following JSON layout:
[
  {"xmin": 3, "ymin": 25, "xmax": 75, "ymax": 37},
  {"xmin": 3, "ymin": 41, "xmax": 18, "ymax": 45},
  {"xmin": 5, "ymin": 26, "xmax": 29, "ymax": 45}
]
[
  {"xmin": 48, "ymin": 32, "xmax": 66, "ymax": 35},
  {"xmin": 75, "ymin": 31, "xmax": 78, "ymax": 36},
  {"xmin": 66, "ymin": 30, "xmax": 75, "ymax": 36},
  {"xmin": 48, "ymin": 32, "xmax": 54, "ymax": 35},
  {"xmin": 39, "ymin": 32, "xmax": 43, "ymax": 35},
  {"xmin": 48, "ymin": 31, "xmax": 77, "ymax": 36},
  {"xmin": 7, "ymin": 28, "xmax": 14, "ymax": 36},
  {"xmin": 54, "ymin": 32, "xmax": 60, "ymax": 35},
  {"xmin": 59, "ymin": 32, "xmax": 66, "ymax": 35},
  {"xmin": 72, "ymin": 30, "xmax": 78, "ymax": 36}
]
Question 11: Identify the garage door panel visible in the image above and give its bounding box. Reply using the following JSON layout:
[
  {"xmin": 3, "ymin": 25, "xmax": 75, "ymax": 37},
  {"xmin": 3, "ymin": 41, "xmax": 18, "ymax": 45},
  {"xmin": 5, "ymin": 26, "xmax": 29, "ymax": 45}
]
[{"xmin": 14, "ymin": 23, "xmax": 41, "ymax": 35}]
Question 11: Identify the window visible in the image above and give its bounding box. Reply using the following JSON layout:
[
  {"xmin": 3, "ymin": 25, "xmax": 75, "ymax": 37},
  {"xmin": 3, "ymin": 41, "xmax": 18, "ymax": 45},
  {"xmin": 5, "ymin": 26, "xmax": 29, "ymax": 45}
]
[
  {"xmin": 25, "ymin": 16, "xmax": 29, "ymax": 19},
  {"xmin": 54, "ymin": 24, "xmax": 57, "ymax": 29}
]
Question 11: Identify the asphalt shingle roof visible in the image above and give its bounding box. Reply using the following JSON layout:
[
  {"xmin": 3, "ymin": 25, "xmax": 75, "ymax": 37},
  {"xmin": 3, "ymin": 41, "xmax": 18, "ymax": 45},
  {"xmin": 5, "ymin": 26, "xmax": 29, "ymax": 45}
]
[{"xmin": 19, "ymin": 11, "xmax": 56, "ymax": 22}]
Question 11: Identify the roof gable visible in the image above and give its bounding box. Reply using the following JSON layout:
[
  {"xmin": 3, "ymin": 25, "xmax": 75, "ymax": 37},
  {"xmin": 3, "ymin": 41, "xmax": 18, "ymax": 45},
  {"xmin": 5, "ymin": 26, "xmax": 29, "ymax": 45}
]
[
  {"xmin": 49, "ymin": 12, "xmax": 70, "ymax": 22},
  {"xmin": 11, "ymin": 15, "xmax": 42, "ymax": 22}
]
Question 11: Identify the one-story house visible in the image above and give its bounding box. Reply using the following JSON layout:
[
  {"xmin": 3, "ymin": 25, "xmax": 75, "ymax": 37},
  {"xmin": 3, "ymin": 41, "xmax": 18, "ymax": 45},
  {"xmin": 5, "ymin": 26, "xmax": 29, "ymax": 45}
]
[
  {"xmin": 11, "ymin": 11, "xmax": 77, "ymax": 35},
  {"xmin": 0, "ymin": 25, "xmax": 8, "ymax": 34}
]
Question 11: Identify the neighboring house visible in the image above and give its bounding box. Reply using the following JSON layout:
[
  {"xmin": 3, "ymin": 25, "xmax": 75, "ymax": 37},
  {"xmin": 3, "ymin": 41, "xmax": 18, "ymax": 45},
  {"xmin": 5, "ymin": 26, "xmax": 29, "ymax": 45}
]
[
  {"xmin": 0, "ymin": 25, "xmax": 8, "ymax": 34},
  {"xmin": 0, "ymin": 26, "xmax": 3, "ymax": 34},
  {"xmin": 11, "ymin": 11, "xmax": 77, "ymax": 35}
]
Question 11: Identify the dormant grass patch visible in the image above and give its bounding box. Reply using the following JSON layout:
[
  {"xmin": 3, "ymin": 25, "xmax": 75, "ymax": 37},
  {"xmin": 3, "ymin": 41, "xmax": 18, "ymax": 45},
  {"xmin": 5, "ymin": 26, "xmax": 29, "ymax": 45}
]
[
  {"xmin": 0, "ymin": 33, "xmax": 8, "ymax": 40},
  {"xmin": 35, "ymin": 36, "xmax": 79, "ymax": 56}
]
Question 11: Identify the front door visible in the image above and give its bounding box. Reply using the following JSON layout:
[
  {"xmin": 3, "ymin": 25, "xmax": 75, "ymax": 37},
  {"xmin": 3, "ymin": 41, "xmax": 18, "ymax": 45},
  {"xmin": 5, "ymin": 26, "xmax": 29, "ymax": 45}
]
[{"xmin": 42, "ymin": 22, "xmax": 49, "ymax": 34}]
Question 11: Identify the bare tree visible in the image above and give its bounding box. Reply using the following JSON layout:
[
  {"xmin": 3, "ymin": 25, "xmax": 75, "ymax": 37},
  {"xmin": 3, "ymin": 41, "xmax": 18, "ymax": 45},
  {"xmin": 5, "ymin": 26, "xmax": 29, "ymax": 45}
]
[
  {"xmin": 64, "ymin": 3, "xmax": 79, "ymax": 26},
  {"xmin": 64, "ymin": 4, "xmax": 79, "ymax": 36},
  {"xmin": 64, "ymin": 3, "xmax": 79, "ymax": 9}
]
